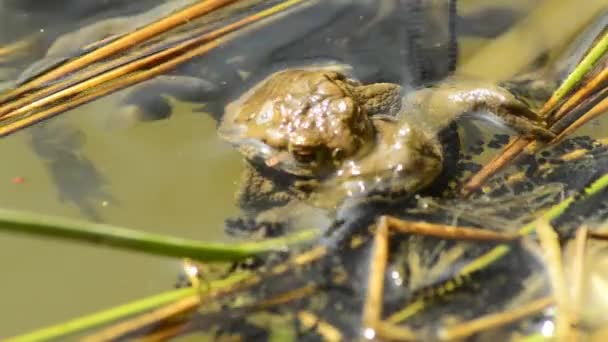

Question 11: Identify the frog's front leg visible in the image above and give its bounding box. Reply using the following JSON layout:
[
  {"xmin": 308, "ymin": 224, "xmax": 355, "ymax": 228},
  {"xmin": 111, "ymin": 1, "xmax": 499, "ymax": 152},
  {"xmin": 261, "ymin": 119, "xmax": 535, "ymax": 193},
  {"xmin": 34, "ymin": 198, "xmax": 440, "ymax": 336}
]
[
  {"xmin": 404, "ymin": 78, "xmax": 555, "ymax": 140},
  {"xmin": 227, "ymin": 162, "xmax": 328, "ymax": 237},
  {"xmin": 106, "ymin": 75, "xmax": 222, "ymax": 128}
]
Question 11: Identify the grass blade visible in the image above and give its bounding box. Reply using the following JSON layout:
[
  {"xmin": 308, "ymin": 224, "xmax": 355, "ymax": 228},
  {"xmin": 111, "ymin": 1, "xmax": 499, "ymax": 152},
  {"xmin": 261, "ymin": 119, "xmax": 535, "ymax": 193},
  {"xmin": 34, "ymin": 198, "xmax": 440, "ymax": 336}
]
[
  {"xmin": 5, "ymin": 287, "xmax": 196, "ymax": 342},
  {"xmin": 0, "ymin": 208, "xmax": 318, "ymax": 261}
]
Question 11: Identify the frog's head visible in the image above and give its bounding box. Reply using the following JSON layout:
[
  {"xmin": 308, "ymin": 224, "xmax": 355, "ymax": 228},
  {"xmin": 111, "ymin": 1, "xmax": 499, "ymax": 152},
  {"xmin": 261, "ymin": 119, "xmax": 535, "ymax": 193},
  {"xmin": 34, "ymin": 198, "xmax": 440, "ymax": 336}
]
[{"xmin": 220, "ymin": 69, "xmax": 375, "ymax": 177}]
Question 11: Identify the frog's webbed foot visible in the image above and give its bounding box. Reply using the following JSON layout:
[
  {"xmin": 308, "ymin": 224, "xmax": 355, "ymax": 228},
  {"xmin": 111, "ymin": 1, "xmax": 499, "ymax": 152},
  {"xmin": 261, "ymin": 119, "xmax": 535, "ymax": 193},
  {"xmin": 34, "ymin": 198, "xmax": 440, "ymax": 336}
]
[
  {"xmin": 106, "ymin": 75, "xmax": 221, "ymax": 128},
  {"xmin": 350, "ymin": 82, "xmax": 402, "ymax": 117},
  {"xmin": 406, "ymin": 78, "xmax": 555, "ymax": 141}
]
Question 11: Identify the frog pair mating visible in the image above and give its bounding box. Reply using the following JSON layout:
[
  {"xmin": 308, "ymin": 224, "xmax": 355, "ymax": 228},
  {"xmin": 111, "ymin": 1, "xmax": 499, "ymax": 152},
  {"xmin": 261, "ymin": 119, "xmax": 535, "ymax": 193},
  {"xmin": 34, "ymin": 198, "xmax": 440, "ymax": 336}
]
[{"xmin": 219, "ymin": 67, "xmax": 554, "ymax": 213}]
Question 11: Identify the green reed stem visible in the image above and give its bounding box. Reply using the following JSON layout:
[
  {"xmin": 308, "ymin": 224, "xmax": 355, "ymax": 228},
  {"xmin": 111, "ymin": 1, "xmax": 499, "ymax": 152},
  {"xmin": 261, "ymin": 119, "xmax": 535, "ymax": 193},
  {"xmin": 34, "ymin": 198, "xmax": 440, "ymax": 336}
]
[
  {"xmin": 388, "ymin": 172, "xmax": 608, "ymax": 323},
  {"xmin": 6, "ymin": 287, "xmax": 195, "ymax": 342},
  {"xmin": 0, "ymin": 208, "xmax": 318, "ymax": 261},
  {"xmin": 549, "ymin": 30, "xmax": 608, "ymax": 107},
  {"xmin": 516, "ymin": 333, "xmax": 549, "ymax": 342},
  {"xmin": 6, "ymin": 270, "xmax": 253, "ymax": 342}
]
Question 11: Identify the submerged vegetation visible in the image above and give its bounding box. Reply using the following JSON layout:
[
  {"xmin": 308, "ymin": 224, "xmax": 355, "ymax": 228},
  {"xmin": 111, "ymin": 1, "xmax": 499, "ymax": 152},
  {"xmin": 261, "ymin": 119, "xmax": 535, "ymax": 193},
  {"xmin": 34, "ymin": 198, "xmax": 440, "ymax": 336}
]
[{"xmin": 0, "ymin": 0, "xmax": 608, "ymax": 340}]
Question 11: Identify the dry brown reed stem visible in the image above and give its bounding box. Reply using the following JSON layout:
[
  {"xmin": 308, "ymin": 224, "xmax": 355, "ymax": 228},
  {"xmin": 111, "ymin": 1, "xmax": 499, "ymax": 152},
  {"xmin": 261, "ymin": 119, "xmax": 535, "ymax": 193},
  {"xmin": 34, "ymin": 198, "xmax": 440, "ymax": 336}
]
[
  {"xmin": 298, "ymin": 311, "xmax": 343, "ymax": 342},
  {"xmin": 253, "ymin": 285, "xmax": 318, "ymax": 309},
  {"xmin": 588, "ymin": 230, "xmax": 608, "ymax": 240},
  {"xmin": 375, "ymin": 321, "xmax": 418, "ymax": 341},
  {"xmin": 362, "ymin": 215, "xmax": 524, "ymax": 341},
  {"xmin": 362, "ymin": 216, "xmax": 418, "ymax": 341},
  {"xmin": 461, "ymin": 16, "xmax": 608, "ymax": 196},
  {"xmin": 82, "ymin": 295, "xmax": 200, "ymax": 342},
  {"xmin": 549, "ymin": 67, "xmax": 608, "ymax": 123},
  {"xmin": 362, "ymin": 216, "xmax": 389, "ymax": 329},
  {"xmin": 0, "ymin": 38, "xmax": 218, "ymax": 136},
  {"xmin": 437, "ymin": 296, "xmax": 553, "ymax": 341},
  {"xmin": 461, "ymin": 137, "xmax": 531, "ymax": 195},
  {"xmin": 0, "ymin": 0, "xmax": 306, "ymax": 136},
  {"xmin": 462, "ymin": 78, "xmax": 608, "ymax": 196},
  {"xmin": 553, "ymin": 95, "xmax": 608, "ymax": 142},
  {"xmin": 385, "ymin": 216, "xmax": 519, "ymax": 241},
  {"xmin": 0, "ymin": 25, "xmax": 209, "ymax": 118},
  {"xmin": 0, "ymin": 22, "xmax": 230, "ymax": 121},
  {"xmin": 535, "ymin": 219, "xmax": 573, "ymax": 340},
  {"xmin": 136, "ymin": 321, "xmax": 191, "ymax": 342},
  {"xmin": 82, "ymin": 246, "xmax": 327, "ymax": 341},
  {"xmin": 0, "ymin": 0, "xmax": 239, "ymax": 104},
  {"xmin": 571, "ymin": 226, "xmax": 588, "ymax": 329}
]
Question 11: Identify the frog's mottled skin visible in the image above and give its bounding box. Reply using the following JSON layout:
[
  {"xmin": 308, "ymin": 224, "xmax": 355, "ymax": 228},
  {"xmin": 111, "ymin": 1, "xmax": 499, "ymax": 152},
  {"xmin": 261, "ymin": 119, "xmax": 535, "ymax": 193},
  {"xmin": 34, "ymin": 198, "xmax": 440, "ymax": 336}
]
[
  {"xmin": 220, "ymin": 69, "xmax": 554, "ymax": 212},
  {"xmin": 219, "ymin": 69, "xmax": 401, "ymax": 178}
]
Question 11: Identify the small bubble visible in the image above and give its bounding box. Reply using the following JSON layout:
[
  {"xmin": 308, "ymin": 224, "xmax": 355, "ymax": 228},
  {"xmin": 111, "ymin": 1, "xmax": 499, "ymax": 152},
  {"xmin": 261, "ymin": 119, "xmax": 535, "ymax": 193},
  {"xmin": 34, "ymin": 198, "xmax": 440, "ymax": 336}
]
[
  {"xmin": 541, "ymin": 320, "xmax": 555, "ymax": 337},
  {"xmin": 363, "ymin": 328, "xmax": 376, "ymax": 340}
]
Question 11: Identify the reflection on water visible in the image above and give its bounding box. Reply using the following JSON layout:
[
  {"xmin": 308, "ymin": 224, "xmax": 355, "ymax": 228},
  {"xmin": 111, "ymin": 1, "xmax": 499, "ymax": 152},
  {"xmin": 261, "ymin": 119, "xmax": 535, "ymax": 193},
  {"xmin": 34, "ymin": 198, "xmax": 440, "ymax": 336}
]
[{"xmin": 0, "ymin": 93, "xmax": 242, "ymax": 335}]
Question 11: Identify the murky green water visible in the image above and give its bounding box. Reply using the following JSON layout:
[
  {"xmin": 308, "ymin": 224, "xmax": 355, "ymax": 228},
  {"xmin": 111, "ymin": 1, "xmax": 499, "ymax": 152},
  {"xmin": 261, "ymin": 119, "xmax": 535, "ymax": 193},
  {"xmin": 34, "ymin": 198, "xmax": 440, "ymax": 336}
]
[{"xmin": 0, "ymin": 95, "xmax": 243, "ymax": 335}]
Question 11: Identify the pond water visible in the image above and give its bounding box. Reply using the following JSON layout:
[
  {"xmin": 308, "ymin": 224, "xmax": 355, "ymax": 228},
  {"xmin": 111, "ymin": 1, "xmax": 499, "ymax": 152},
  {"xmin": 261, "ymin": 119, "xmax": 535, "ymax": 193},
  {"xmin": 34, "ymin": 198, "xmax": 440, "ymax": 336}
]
[
  {"xmin": 0, "ymin": 0, "xmax": 606, "ymax": 338},
  {"xmin": 0, "ymin": 1, "xmax": 244, "ymax": 335},
  {"xmin": 0, "ymin": 87, "xmax": 244, "ymax": 336}
]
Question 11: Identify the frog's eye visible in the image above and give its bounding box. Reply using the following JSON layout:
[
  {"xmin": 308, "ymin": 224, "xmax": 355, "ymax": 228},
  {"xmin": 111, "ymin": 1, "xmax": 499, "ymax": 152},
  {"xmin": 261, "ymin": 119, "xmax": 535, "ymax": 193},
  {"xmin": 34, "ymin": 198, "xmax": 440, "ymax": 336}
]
[
  {"xmin": 289, "ymin": 144, "xmax": 317, "ymax": 164},
  {"xmin": 292, "ymin": 149, "xmax": 315, "ymax": 164}
]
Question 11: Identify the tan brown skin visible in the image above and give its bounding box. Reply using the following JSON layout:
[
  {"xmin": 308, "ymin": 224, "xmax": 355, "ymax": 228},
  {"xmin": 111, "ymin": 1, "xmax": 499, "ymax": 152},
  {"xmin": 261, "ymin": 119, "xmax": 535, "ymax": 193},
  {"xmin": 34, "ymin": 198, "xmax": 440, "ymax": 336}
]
[
  {"xmin": 220, "ymin": 70, "xmax": 401, "ymax": 178},
  {"xmin": 219, "ymin": 68, "xmax": 553, "ymax": 209}
]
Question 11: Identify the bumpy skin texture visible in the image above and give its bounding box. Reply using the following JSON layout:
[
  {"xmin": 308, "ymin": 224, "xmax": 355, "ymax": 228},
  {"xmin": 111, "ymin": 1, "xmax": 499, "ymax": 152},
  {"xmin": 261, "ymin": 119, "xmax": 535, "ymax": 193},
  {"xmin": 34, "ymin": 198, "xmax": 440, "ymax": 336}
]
[
  {"xmin": 219, "ymin": 70, "xmax": 401, "ymax": 178},
  {"xmin": 221, "ymin": 69, "xmax": 554, "ymax": 212}
]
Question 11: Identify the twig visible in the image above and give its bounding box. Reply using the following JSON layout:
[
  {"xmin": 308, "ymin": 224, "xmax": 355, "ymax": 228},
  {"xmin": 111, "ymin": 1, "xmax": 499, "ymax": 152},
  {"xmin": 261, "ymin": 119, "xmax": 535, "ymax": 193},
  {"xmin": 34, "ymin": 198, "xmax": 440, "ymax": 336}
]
[
  {"xmin": 375, "ymin": 321, "xmax": 418, "ymax": 341},
  {"xmin": 588, "ymin": 230, "xmax": 608, "ymax": 240},
  {"xmin": 82, "ymin": 295, "xmax": 200, "ymax": 342},
  {"xmin": 298, "ymin": 311, "xmax": 342, "ymax": 342},
  {"xmin": 461, "ymin": 137, "xmax": 531, "ymax": 196},
  {"xmin": 549, "ymin": 65, "xmax": 608, "ymax": 123},
  {"xmin": 535, "ymin": 219, "xmax": 572, "ymax": 340},
  {"xmin": 437, "ymin": 296, "xmax": 553, "ymax": 341},
  {"xmin": 541, "ymin": 30, "xmax": 608, "ymax": 113},
  {"xmin": 0, "ymin": 24, "xmax": 213, "ymax": 118},
  {"xmin": 362, "ymin": 216, "xmax": 389, "ymax": 328},
  {"xmin": 0, "ymin": 0, "xmax": 239, "ymax": 104},
  {"xmin": 571, "ymin": 226, "xmax": 588, "ymax": 329},
  {"xmin": 461, "ymin": 21, "xmax": 608, "ymax": 196},
  {"xmin": 385, "ymin": 216, "xmax": 518, "ymax": 241},
  {"xmin": 5, "ymin": 287, "xmax": 197, "ymax": 342},
  {"xmin": 389, "ymin": 172, "xmax": 608, "ymax": 324},
  {"xmin": 136, "ymin": 321, "xmax": 191, "ymax": 342},
  {"xmin": 0, "ymin": 0, "xmax": 308, "ymax": 136},
  {"xmin": 252, "ymin": 285, "xmax": 318, "ymax": 309},
  {"xmin": 553, "ymin": 95, "xmax": 608, "ymax": 142}
]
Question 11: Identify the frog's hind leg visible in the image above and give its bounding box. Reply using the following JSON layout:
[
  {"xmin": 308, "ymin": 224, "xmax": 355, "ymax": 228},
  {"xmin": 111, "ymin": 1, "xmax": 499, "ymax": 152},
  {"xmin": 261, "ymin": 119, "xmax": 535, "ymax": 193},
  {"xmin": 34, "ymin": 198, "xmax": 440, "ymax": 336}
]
[
  {"xmin": 422, "ymin": 122, "xmax": 461, "ymax": 197},
  {"xmin": 405, "ymin": 79, "xmax": 556, "ymax": 141}
]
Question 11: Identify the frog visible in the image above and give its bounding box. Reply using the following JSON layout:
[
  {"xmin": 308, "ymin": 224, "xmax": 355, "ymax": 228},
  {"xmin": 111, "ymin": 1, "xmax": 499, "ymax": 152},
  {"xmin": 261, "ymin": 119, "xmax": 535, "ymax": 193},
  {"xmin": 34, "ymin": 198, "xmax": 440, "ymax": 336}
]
[
  {"xmin": 10, "ymin": 0, "xmax": 463, "ymax": 223},
  {"xmin": 9, "ymin": 0, "xmax": 559, "ymax": 224},
  {"xmin": 218, "ymin": 67, "xmax": 555, "ymax": 220}
]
